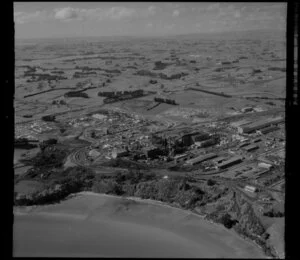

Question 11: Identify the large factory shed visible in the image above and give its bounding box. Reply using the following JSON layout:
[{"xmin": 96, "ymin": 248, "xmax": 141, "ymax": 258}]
[
  {"xmin": 230, "ymin": 119, "xmax": 251, "ymax": 128},
  {"xmin": 142, "ymin": 146, "xmax": 164, "ymax": 159},
  {"xmin": 258, "ymin": 125, "xmax": 280, "ymax": 135},
  {"xmin": 192, "ymin": 133, "xmax": 210, "ymax": 143},
  {"xmin": 244, "ymin": 144, "xmax": 259, "ymax": 152},
  {"xmin": 213, "ymin": 156, "xmax": 227, "ymax": 164},
  {"xmin": 181, "ymin": 132, "xmax": 210, "ymax": 146},
  {"xmin": 185, "ymin": 153, "xmax": 217, "ymax": 166},
  {"xmin": 111, "ymin": 149, "xmax": 128, "ymax": 159},
  {"xmin": 217, "ymin": 156, "xmax": 243, "ymax": 169},
  {"xmin": 238, "ymin": 117, "xmax": 284, "ymax": 134}
]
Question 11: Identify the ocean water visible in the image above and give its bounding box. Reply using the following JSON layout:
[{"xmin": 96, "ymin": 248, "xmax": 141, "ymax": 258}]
[{"xmin": 13, "ymin": 193, "xmax": 266, "ymax": 258}]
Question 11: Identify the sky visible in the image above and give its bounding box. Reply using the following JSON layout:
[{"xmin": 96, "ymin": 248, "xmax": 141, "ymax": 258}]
[{"xmin": 14, "ymin": 2, "xmax": 287, "ymax": 39}]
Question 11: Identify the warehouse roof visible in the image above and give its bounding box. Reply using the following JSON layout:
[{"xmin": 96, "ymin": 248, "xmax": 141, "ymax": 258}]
[
  {"xmin": 243, "ymin": 117, "xmax": 284, "ymax": 130},
  {"xmin": 213, "ymin": 156, "xmax": 227, "ymax": 163},
  {"xmin": 142, "ymin": 145, "xmax": 158, "ymax": 152},
  {"xmin": 174, "ymin": 153, "xmax": 188, "ymax": 159},
  {"xmin": 231, "ymin": 119, "xmax": 251, "ymax": 127},
  {"xmin": 260, "ymin": 125, "xmax": 280, "ymax": 134},
  {"xmin": 217, "ymin": 156, "xmax": 243, "ymax": 167},
  {"xmin": 244, "ymin": 144, "xmax": 259, "ymax": 151},
  {"xmin": 186, "ymin": 153, "xmax": 217, "ymax": 165}
]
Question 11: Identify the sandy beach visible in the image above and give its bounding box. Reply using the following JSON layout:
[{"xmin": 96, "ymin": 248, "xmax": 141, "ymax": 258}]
[{"xmin": 14, "ymin": 192, "xmax": 266, "ymax": 258}]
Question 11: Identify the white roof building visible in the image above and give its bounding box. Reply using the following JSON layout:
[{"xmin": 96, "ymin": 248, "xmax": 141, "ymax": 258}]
[
  {"xmin": 230, "ymin": 119, "xmax": 251, "ymax": 128},
  {"xmin": 92, "ymin": 114, "xmax": 107, "ymax": 120},
  {"xmin": 258, "ymin": 162, "xmax": 272, "ymax": 170},
  {"xmin": 244, "ymin": 185, "xmax": 257, "ymax": 193},
  {"xmin": 88, "ymin": 149, "xmax": 101, "ymax": 158}
]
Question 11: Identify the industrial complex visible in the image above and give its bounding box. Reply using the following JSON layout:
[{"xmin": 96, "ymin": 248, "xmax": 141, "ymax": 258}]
[{"xmin": 14, "ymin": 27, "xmax": 286, "ymax": 259}]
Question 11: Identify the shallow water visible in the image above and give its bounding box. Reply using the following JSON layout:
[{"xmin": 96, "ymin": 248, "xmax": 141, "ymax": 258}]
[
  {"xmin": 14, "ymin": 149, "xmax": 26, "ymax": 164},
  {"xmin": 13, "ymin": 193, "xmax": 266, "ymax": 258}
]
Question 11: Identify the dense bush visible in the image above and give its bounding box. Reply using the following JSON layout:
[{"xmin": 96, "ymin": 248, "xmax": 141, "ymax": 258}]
[
  {"xmin": 149, "ymin": 79, "xmax": 158, "ymax": 84},
  {"xmin": 153, "ymin": 61, "xmax": 169, "ymax": 70},
  {"xmin": 193, "ymin": 187, "xmax": 205, "ymax": 195},
  {"xmin": 115, "ymin": 170, "xmax": 156, "ymax": 185},
  {"xmin": 101, "ymin": 158, "xmax": 148, "ymax": 170},
  {"xmin": 207, "ymin": 179, "xmax": 216, "ymax": 186},
  {"xmin": 179, "ymin": 178, "xmax": 191, "ymax": 191},
  {"xmin": 234, "ymin": 224, "xmax": 275, "ymax": 257},
  {"xmin": 92, "ymin": 181, "xmax": 110, "ymax": 193},
  {"xmin": 131, "ymin": 178, "xmax": 205, "ymax": 209},
  {"xmin": 238, "ymin": 202, "xmax": 266, "ymax": 236},
  {"xmin": 42, "ymin": 115, "xmax": 56, "ymax": 122},
  {"xmin": 185, "ymin": 194, "xmax": 203, "ymax": 209},
  {"xmin": 15, "ymin": 167, "xmax": 97, "ymax": 206},
  {"xmin": 14, "ymin": 138, "xmax": 38, "ymax": 149},
  {"xmin": 64, "ymin": 91, "xmax": 89, "ymax": 98},
  {"xmin": 263, "ymin": 209, "xmax": 285, "ymax": 218},
  {"xmin": 32, "ymin": 146, "xmax": 68, "ymax": 168},
  {"xmin": 61, "ymin": 167, "xmax": 95, "ymax": 184},
  {"xmin": 14, "ymin": 180, "xmax": 82, "ymax": 206},
  {"xmin": 39, "ymin": 139, "xmax": 58, "ymax": 151},
  {"xmin": 121, "ymin": 183, "xmax": 136, "ymax": 196},
  {"xmin": 219, "ymin": 213, "xmax": 238, "ymax": 229},
  {"xmin": 92, "ymin": 180, "xmax": 123, "ymax": 195},
  {"xmin": 134, "ymin": 181, "xmax": 159, "ymax": 200}
]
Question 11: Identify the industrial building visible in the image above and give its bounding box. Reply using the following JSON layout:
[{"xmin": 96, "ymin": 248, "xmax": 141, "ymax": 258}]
[
  {"xmin": 213, "ymin": 156, "xmax": 227, "ymax": 164},
  {"xmin": 185, "ymin": 153, "xmax": 217, "ymax": 166},
  {"xmin": 258, "ymin": 157, "xmax": 274, "ymax": 165},
  {"xmin": 192, "ymin": 133, "xmax": 210, "ymax": 142},
  {"xmin": 88, "ymin": 149, "xmax": 101, "ymax": 158},
  {"xmin": 244, "ymin": 144, "xmax": 259, "ymax": 152},
  {"xmin": 221, "ymin": 61, "xmax": 232, "ymax": 65},
  {"xmin": 237, "ymin": 117, "xmax": 284, "ymax": 134},
  {"xmin": 244, "ymin": 185, "xmax": 257, "ymax": 193},
  {"xmin": 142, "ymin": 146, "xmax": 163, "ymax": 159},
  {"xmin": 258, "ymin": 162, "xmax": 273, "ymax": 170},
  {"xmin": 230, "ymin": 119, "xmax": 251, "ymax": 128},
  {"xmin": 111, "ymin": 149, "xmax": 129, "ymax": 159},
  {"xmin": 239, "ymin": 142, "xmax": 250, "ymax": 148},
  {"xmin": 199, "ymin": 138, "xmax": 218, "ymax": 148},
  {"xmin": 181, "ymin": 132, "xmax": 210, "ymax": 146},
  {"xmin": 181, "ymin": 133, "xmax": 197, "ymax": 146},
  {"xmin": 217, "ymin": 156, "xmax": 243, "ymax": 169},
  {"xmin": 92, "ymin": 114, "xmax": 107, "ymax": 120},
  {"xmin": 174, "ymin": 153, "xmax": 191, "ymax": 163},
  {"xmin": 241, "ymin": 107, "xmax": 253, "ymax": 113},
  {"xmin": 258, "ymin": 125, "xmax": 280, "ymax": 135},
  {"xmin": 194, "ymin": 138, "xmax": 218, "ymax": 148}
]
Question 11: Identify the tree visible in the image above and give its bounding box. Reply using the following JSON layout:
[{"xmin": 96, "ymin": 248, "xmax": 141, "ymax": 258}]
[
  {"xmin": 39, "ymin": 138, "xmax": 57, "ymax": 151},
  {"xmin": 60, "ymin": 128, "xmax": 66, "ymax": 134},
  {"xmin": 193, "ymin": 187, "xmax": 204, "ymax": 195},
  {"xmin": 179, "ymin": 177, "xmax": 191, "ymax": 191},
  {"xmin": 219, "ymin": 213, "xmax": 237, "ymax": 229},
  {"xmin": 207, "ymin": 179, "xmax": 216, "ymax": 186},
  {"xmin": 42, "ymin": 115, "xmax": 56, "ymax": 122},
  {"xmin": 106, "ymin": 180, "xmax": 123, "ymax": 195}
]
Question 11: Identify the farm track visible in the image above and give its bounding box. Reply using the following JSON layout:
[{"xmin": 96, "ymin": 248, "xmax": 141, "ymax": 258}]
[
  {"xmin": 187, "ymin": 87, "xmax": 232, "ymax": 98},
  {"xmin": 23, "ymin": 86, "xmax": 98, "ymax": 98}
]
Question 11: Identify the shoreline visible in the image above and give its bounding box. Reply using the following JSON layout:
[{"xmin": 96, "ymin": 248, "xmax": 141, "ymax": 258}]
[
  {"xmin": 14, "ymin": 191, "xmax": 270, "ymax": 258},
  {"xmin": 79, "ymin": 191, "xmax": 271, "ymax": 258}
]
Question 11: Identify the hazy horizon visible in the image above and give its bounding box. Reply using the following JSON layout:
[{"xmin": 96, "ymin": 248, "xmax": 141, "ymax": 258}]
[
  {"xmin": 15, "ymin": 28, "xmax": 286, "ymax": 42},
  {"xmin": 14, "ymin": 2, "xmax": 286, "ymax": 39}
]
